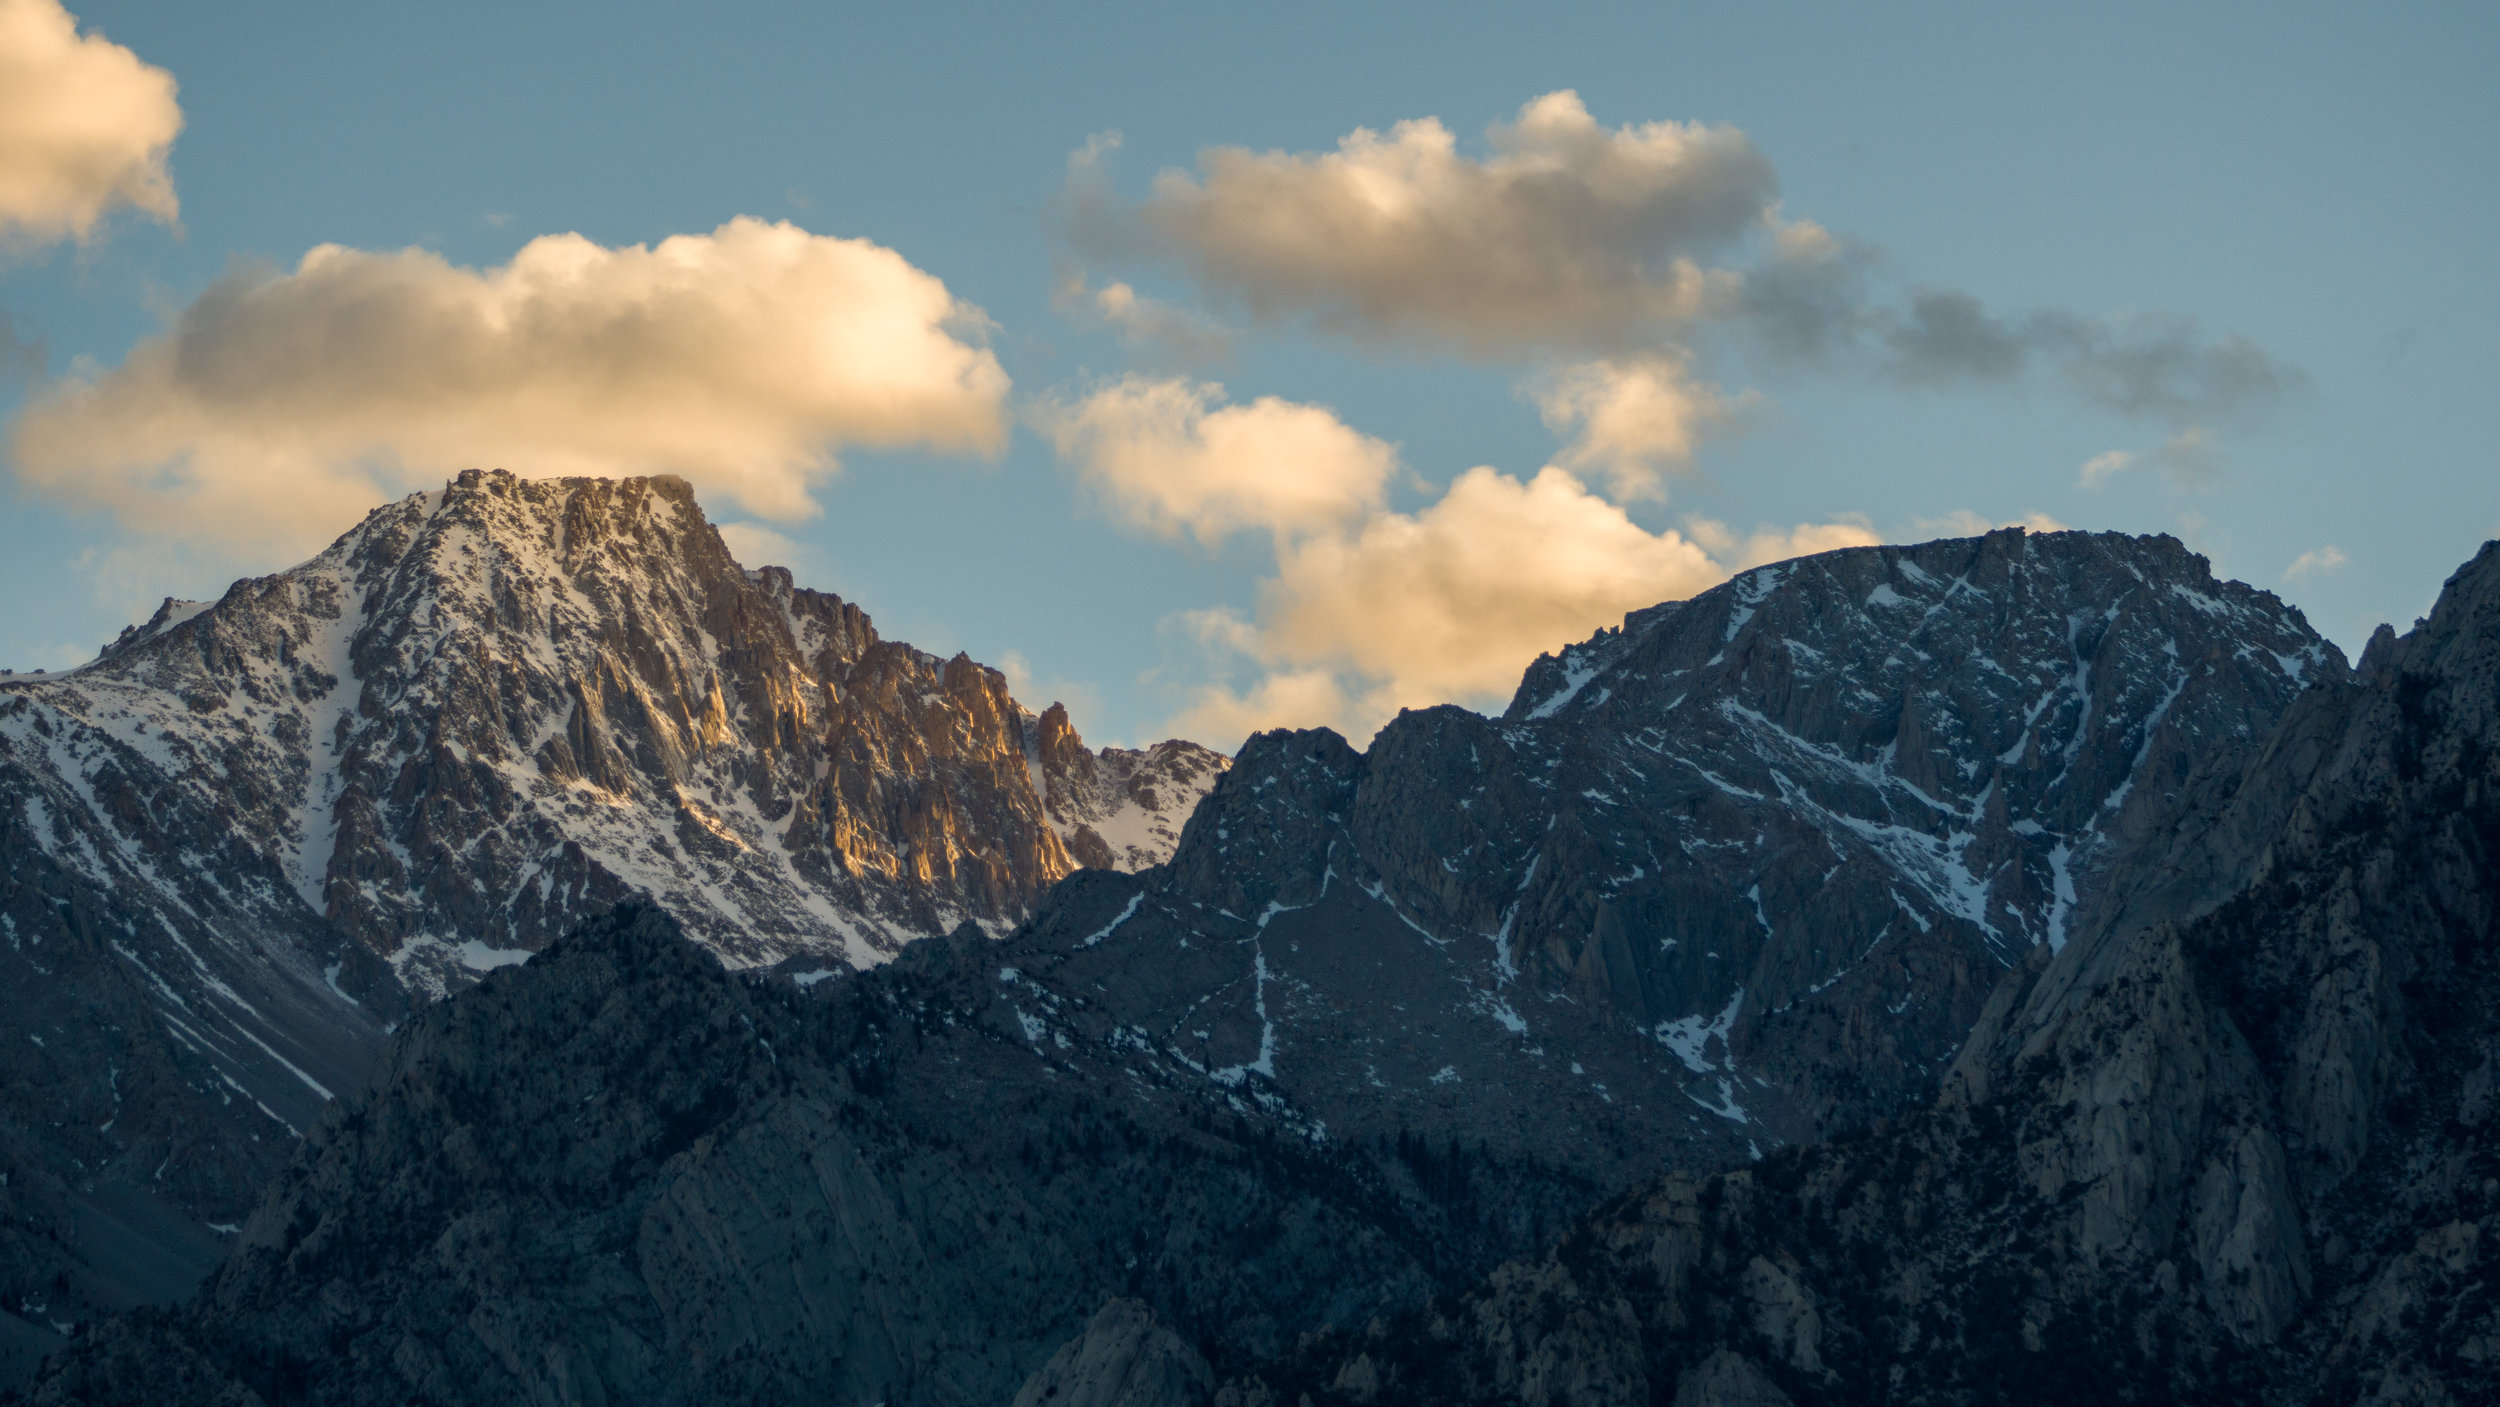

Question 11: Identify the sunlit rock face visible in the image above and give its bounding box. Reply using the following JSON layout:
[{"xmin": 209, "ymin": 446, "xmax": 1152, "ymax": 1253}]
[
  {"xmin": 0, "ymin": 469, "xmax": 1220, "ymax": 1373},
  {"xmin": 61, "ymin": 469, "xmax": 1216, "ymax": 992}
]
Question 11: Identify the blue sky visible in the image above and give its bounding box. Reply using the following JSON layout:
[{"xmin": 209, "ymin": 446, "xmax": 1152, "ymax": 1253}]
[{"xmin": 3, "ymin": 1, "xmax": 2495, "ymax": 750}]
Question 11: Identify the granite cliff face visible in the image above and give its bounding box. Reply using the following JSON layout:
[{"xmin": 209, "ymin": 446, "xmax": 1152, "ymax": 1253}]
[
  {"xmin": 1228, "ymin": 540, "xmax": 2500, "ymax": 1406},
  {"xmin": 8, "ymin": 526, "xmax": 2362, "ymax": 1405},
  {"xmin": 0, "ymin": 470, "xmax": 1219, "ymax": 1377}
]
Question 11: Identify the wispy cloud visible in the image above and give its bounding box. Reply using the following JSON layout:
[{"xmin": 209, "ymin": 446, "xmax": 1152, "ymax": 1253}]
[
  {"xmin": 2076, "ymin": 426, "xmax": 2225, "ymax": 492},
  {"xmin": 2282, "ymin": 545, "xmax": 2348, "ymax": 582},
  {"xmin": 1052, "ymin": 268, "xmax": 1235, "ymax": 365},
  {"xmin": 998, "ymin": 649, "xmax": 1110, "ymax": 743}
]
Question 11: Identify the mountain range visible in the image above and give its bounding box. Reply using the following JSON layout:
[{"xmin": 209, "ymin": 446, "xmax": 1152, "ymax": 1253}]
[{"xmin": 6, "ymin": 472, "xmax": 2483, "ymax": 1405}]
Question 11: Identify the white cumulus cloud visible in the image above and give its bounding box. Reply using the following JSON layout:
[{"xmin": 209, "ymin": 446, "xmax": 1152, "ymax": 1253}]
[
  {"xmin": 0, "ymin": 0, "xmax": 181, "ymax": 246},
  {"xmin": 1031, "ymin": 381, "xmax": 1891, "ymax": 744},
  {"xmin": 1531, "ymin": 353, "xmax": 1746, "ymax": 501},
  {"xmin": 1254, "ymin": 466, "xmax": 1730, "ymax": 701},
  {"xmin": 1036, "ymin": 375, "xmax": 1398, "ymax": 544},
  {"xmin": 1081, "ymin": 90, "xmax": 1771, "ymax": 353},
  {"xmin": 1161, "ymin": 466, "xmax": 1881, "ymax": 743},
  {"xmin": 997, "ymin": 650, "xmax": 1110, "ymax": 744},
  {"xmin": 9, "ymin": 217, "xmax": 1011, "ymax": 556}
]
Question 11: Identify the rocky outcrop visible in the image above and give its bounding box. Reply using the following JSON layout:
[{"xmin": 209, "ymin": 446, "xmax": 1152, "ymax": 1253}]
[
  {"xmin": 1227, "ymin": 541, "xmax": 2500, "ymax": 1405},
  {"xmin": 0, "ymin": 471, "xmax": 1220, "ymax": 1378}
]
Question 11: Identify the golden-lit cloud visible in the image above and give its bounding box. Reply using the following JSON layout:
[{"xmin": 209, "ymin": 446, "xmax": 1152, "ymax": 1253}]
[
  {"xmin": 1077, "ymin": 91, "xmax": 1769, "ymax": 352},
  {"xmin": 1033, "ymin": 379, "xmax": 1893, "ymax": 744},
  {"xmin": 9, "ymin": 218, "xmax": 1011, "ymax": 555},
  {"xmin": 1530, "ymin": 353, "xmax": 1747, "ymax": 501},
  {"xmin": 1070, "ymin": 94, "xmax": 2299, "ymax": 443},
  {"xmin": 1161, "ymin": 667, "xmax": 1367, "ymax": 754},
  {"xmin": 1037, "ymin": 372, "xmax": 2097, "ymax": 745},
  {"xmin": 1037, "ymin": 375, "xmax": 1397, "ymax": 543},
  {"xmin": 1162, "ymin": 465, "xmax": 1884, "ymax": 743},
  {"xmin": 0, "ymin": 0, "xmax": 181, "ymax": 246},
  {"xmin": 1256, "ymin": 467, "xmax": 1726, "ymax": 700}
]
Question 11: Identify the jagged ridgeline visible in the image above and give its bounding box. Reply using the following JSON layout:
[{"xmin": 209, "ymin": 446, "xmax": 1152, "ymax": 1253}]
[
  {"xmin": 1026, "ymin": 527, "xmax": 2339, "ymax": 1199},
  {"xmin": 0, "ymin": 471, "xmax": 1221, "ymax": 1381},
  {"xmin": 11, "ymin": 521, "xmax": 2372, "ymax": 1405},
  {"xmin": 1231, "ymin": 541, "xmax": 2500, "ymax": 1406}
]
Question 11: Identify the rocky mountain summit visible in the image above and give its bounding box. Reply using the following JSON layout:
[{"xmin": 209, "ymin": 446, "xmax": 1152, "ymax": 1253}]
[
  {"xmin": 8, "ymin": 525, "xmax": 2370, "ymax": 1405},
  {"xmin": 0, "ymin": 470, "xmax": 1218, "ymax": 1379},
  {"xmin": 1225, "ymin": 540, "xmax": 2500, "ymax": 1405},
  {"xmin": 40, "ymin": 469, "xmax": 1214, "ymax": 986},
  {"xmin": 983, "ymin": 528, "xmax": 2340, "ymax": 1198}
]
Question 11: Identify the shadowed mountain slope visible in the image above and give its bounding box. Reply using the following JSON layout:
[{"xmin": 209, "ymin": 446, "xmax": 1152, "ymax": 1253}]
[
  {"xmin": 982, "ymin": 528, "xmax": 2340, "ymax": 1195},
  {"xmin": 13, "ymin": 903, "xmax": 1571, "ymax": 1405},
  {"xmin": 1226, "ymin": 540, "xmax": 2500, "ymax": 1406}
]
